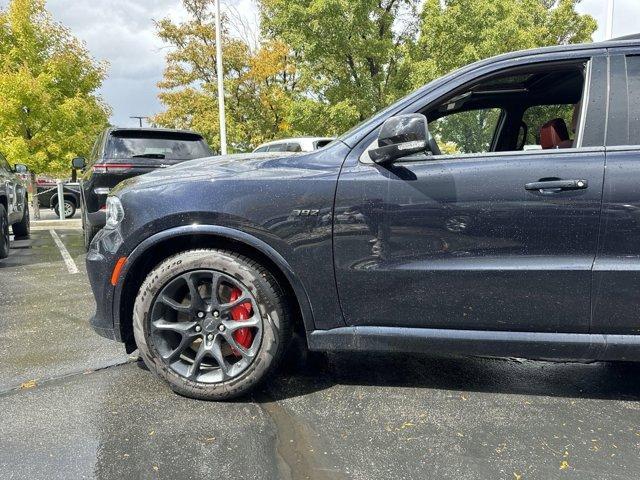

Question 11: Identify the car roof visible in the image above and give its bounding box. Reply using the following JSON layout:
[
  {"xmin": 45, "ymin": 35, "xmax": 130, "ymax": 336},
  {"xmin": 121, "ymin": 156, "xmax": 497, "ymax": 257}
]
[
  {"xmin": 463, "ymin": 35, "xmax": 640, "ymax": 65},
  {"xmin": 423, "ymin": 35, "xmax": 640, "ymax": 88},
  {"xmin": 610, "ymin": 33, "xmax": 640, "ymax": 41}
]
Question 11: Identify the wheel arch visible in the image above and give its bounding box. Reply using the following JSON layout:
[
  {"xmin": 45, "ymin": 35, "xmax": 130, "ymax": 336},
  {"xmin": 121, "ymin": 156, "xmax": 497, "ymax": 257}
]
[{"xmin": 116, "ymin": 225, "xmax": 315, "ymax": 351}]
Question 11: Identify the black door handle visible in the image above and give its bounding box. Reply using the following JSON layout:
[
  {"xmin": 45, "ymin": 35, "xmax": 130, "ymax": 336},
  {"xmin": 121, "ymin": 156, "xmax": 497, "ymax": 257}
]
[{"xmin": 525, "ymin": 179, "xmax": 588, "ymax": 192}]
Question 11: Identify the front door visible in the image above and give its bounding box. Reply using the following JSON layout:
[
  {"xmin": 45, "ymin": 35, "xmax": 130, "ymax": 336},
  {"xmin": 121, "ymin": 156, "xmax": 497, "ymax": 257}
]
[{"xmin": 334, "ymin": 56, "xmax": 608, "ymax": 334}]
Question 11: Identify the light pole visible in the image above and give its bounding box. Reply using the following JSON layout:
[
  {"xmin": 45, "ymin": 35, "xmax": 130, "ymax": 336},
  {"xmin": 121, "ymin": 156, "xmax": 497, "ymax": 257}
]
[
  {"xmin": 606, "ymin": 0, "xmax": 615, "ymax": 40},
  {"xmin": 215, "ymin": 0, "xmax": 228, "ymax": 155}
]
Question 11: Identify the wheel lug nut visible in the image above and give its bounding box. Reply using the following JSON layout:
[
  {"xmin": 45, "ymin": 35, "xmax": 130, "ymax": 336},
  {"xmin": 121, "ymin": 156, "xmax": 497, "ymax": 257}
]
[
  {"xmin": 195, "ymin": 325, "xmax": 202, "ymax": 332},
  {"xmin": 213, "ymin": 311, "xmax": 220, "ymax": 318},
  {"xmin": 218, "ymin": 324, "xmax": 225, "ymax": 332},
  {"xmin": 197, "ymin": 312, "xmax": 205, "ymax": 318},
  {"xmin": 207, "ymin": 333, "xmax": 214, "ymax": 341}
]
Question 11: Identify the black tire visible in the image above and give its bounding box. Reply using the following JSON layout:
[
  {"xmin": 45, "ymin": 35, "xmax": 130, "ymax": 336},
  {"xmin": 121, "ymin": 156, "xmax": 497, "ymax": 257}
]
[
  {"xmin": 133, "ymin": 249, "xmax": 292, "ymax": 400},
  {"xmin": 12, "ymin": 204, "xmax": 30, "ymax": 239},
  {"xmin": 0, "ymin": 204, "xmax": 9, "ymax": 259},
  {"xmin": 83, "ymin": 210, "xmax": 101, "ymax": 251},
  {"xmin": 54, "ymin": 198, "xmax": 77, "ymax": 219}
]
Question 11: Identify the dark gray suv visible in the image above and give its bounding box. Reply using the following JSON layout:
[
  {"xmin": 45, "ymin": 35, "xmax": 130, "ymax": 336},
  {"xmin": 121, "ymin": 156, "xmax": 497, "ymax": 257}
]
[
  {"xmin": 88, "ymin": 35, "xmax": 640, "ymax": 401},
  {"xmin": 0, "ymin": 153, "xmax": 30, "ymax": 258}
]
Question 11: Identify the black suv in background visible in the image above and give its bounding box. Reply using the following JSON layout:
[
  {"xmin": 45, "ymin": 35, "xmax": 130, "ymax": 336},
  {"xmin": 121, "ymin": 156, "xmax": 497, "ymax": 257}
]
[
  {"xmin": 73, "ymin": 128, "xmax": 212, "ymax": 249},
  {"xmin": 36, "ymin": 181, "xmax": 81, "ymax": 219},
  {"xmin": 0, "ymin": 153, "xmax": 30, "ymax": 258}
]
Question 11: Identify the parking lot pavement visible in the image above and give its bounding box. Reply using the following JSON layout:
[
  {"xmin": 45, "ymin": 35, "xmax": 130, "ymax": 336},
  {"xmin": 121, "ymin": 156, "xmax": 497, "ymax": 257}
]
[
  {"xmin": 0, "ymin": 228, "xmax": 129, "ymax": 391},
  {"xmin": 33, "ymin": 207, "xmax": 75, "ymax": 222},
  {"xmin": 1, "ymin": 228, "xmax": 640, "ymax": 479}
]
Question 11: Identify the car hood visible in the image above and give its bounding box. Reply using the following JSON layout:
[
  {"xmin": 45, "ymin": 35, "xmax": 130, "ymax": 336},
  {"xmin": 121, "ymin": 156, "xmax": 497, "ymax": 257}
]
[{"xmin": 112, "ymin": 152, "xmax": 314, "ymax": 192}]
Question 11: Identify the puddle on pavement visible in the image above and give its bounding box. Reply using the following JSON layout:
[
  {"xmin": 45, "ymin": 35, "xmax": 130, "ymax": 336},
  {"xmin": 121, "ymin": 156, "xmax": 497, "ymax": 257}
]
[{"xmin": 259, "ymin": 399, "xmax": 346, "ymax": 480}]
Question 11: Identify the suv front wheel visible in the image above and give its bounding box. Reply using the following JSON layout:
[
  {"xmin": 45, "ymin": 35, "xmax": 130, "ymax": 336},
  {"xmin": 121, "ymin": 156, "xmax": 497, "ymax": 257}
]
[
  {"xmin": 133, "ymin": 249, "xmax": 292, "ymax": 400},
  {"xmin": 54, "ymin": 198, "xmax": 77, "ymax": 219}
]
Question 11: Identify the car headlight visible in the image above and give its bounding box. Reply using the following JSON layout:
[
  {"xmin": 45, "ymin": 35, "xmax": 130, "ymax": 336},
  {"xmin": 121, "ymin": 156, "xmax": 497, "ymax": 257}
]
[{"xmin": 105, "ymin": 196, "xmax": 124, "ymax": 229}]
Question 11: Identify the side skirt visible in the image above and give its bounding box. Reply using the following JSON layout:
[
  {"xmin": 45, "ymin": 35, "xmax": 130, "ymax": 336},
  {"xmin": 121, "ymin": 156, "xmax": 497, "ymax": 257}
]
[{"xmin": 307, "ymin": 327, "xmax": 640, "ymax": 362}]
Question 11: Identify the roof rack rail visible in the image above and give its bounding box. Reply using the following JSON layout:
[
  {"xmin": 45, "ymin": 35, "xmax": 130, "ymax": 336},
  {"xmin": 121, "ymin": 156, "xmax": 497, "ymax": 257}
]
[{"xmin": 610, "ymin": 33, "xmax": 640, "ymax": 41}]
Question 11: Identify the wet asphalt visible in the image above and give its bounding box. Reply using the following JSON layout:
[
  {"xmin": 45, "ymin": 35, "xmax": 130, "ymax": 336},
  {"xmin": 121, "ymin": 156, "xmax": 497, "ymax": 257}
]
[{"xmin": 0, "ymin": 227, "xmax": 639, "ymax": 480}]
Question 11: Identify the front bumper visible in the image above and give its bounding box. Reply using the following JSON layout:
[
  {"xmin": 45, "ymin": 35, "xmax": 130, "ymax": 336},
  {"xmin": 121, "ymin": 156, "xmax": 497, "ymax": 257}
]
[{"xmin": 86, "ymin": 227, "xmax": 126, "ymax": 342}]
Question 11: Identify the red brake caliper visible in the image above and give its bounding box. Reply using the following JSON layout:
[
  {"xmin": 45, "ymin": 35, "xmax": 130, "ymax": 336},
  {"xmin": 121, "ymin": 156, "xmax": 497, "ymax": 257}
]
[{"xmin": 229, "ymin": 288, "xmax": 254, "ymax": 357}]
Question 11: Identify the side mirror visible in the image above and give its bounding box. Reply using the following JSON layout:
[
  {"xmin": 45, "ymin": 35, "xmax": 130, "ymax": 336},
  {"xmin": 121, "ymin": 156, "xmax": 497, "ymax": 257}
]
[
  {"xmin": 369, "ymin": 113, "xmax": 435, "ymax": 164},
  {"xmin": 72, "ymin": 157, "xmax": 86, "ymax": 170},
  {"xmin": 13, "ymin": 163, "xmax": 28, "ymax": 174}
]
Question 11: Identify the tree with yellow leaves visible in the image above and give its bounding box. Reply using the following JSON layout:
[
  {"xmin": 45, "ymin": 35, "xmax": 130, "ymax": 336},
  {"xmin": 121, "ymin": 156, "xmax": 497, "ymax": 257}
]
[
  {"xmin": 0, "ymin": 0, "xmax": 110, "ymax": 175},
  {"xmin": 152, "ymin": 0, "xmax": 304, "ymax": 153}
]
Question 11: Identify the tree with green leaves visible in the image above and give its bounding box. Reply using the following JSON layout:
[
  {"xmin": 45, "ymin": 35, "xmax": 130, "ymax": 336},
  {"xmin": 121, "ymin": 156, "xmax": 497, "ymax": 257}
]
[
  {"xmin": 156, "ymin": 0, "xmax": 597, "ymax": 151},
  {"xmin": 410, "ymin": 0, "xmax": 597, "ymax": 87},
  {"xmin": 260, "ymin": 0, "xmax": 420, "ymax": 127},
  {"xmin": 0, "ymin": 0, "xmax": 110, "ymax": 175},
  {"xmin": 259, "ymin": 0, "xmax": 596, "ymax": 138},
  {"xmin": 412, "ymin": 0, "xmax": 596, "ymax": 154}
]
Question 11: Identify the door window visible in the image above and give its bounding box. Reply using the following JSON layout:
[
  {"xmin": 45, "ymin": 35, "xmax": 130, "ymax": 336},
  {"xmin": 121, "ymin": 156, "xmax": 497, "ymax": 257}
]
[
  {"xmin": 358, "ymin": 57, "xmax": 607, "ymax": 165},
  {"xmin": 430, "ymin": 108, "xmax": 503, "ymax": 155},
  {"xmin": 521, "ymin": 104, "xmax": 578, "ymax": 149},
  {"xmin": 266, "ymin": 143, "xmax": 286, "ymax": 152},
  {"xmin": 426, "ymin": 62, "xmax": 587, "ymax": 156},
  {"xmin": 90, "ymin": 136, "xmax": 101, "ymax": 161},
  {"xmin": 609, "ymin": 54, "xmax": 640, "ymax": 146},
  {"xmin": 267, "ymin": 143, "xmax": 302, "ymax": 152}
]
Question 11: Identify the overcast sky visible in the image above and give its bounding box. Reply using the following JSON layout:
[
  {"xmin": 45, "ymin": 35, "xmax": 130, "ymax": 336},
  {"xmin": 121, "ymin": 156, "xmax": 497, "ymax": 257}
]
[{"xmin": 2, "ymin": 0, "xmax": 639, "ymax": 127}]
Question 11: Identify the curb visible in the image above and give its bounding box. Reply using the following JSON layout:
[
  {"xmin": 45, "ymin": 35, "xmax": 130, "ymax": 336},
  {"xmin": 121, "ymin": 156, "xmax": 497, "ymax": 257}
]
[{"xmin": 31, "ymin": 220, "xmax": 82, "ymax": 230}]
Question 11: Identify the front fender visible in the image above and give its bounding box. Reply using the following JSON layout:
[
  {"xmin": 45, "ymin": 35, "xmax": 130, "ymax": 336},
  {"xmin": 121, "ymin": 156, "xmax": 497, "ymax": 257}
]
[{"xmin": 113, "ymin": 224, "xmax": 317, "ymax": 341}]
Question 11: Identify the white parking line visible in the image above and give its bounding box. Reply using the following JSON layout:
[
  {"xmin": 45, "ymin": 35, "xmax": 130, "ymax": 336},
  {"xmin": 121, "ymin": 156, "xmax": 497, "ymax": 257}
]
[{"xmin": 49, "ymin": 229, "xmax": 79, "ymax": 274}]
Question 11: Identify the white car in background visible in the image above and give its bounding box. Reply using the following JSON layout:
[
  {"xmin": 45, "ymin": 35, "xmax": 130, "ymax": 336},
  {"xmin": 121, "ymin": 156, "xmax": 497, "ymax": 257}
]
[{"xmin": 253, "ymin": 137, "xmax": 335, "ymax": 153}]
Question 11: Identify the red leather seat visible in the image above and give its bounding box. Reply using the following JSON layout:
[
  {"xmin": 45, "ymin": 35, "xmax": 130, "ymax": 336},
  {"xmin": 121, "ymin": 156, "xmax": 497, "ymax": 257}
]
[{"xmin": 540, "ymin": 118, "xmax": 573, "ymax": 149}]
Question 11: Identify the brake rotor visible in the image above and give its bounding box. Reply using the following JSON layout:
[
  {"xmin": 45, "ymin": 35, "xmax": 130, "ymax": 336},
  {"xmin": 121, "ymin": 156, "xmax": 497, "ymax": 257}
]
[{"xmin": 229, "ymin": 288, "xmax": 254, "ymax": 356}]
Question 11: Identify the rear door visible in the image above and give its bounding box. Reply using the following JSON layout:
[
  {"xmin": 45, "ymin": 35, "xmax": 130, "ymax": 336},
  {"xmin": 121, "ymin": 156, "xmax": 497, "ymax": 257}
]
[{"xmin": 592, "ymin": 52, "xmax": 640, "ymax": 334}]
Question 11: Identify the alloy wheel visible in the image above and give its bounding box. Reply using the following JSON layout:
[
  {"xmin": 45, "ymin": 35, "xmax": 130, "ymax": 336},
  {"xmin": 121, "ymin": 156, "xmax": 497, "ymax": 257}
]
[
  {"xmin": 56, "ymin": 201, "xmax": 74, "ymax": 218},
  {"xmin": 149, "ymin": 270, "xmax": 263, "ymax": 384}
]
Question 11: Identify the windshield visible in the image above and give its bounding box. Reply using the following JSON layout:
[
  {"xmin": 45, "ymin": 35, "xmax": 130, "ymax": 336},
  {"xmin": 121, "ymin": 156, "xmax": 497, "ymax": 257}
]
[{"xmin": 105, "ymin": 132, "xmax": 212, "ymax": 161}]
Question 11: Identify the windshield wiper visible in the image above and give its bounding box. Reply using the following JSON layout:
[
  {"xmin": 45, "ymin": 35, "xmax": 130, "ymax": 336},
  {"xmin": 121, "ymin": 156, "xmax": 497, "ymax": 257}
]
[{"xmin": 132, "ymin": 153, "xmax": 166, "ymax": 159}]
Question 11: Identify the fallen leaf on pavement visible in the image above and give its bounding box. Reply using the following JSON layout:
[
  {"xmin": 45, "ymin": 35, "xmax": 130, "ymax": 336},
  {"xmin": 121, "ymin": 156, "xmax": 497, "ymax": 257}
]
[{"xmin": 19, "ymin": 379, "xmax": 37, "ymax": 389}]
